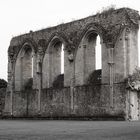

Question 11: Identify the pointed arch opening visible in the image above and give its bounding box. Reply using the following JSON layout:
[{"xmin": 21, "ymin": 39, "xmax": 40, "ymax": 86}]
[
  {"xmin": 61, "ymin": 44, "xmax": 64, "ymax": 74},
  {"xmin": 42, "ymin": 37, "xmax": 65, "ymax": 88},
  {"xmin": 75, "ymin": 31, "xmax": 102, "ymax": 85},
  {"xmin": 95, "ymin": 35, "xmax": 102, "ymax": 70},
  {"xmin": 15, "ymin": 44, "xmax": 34, "ymax": 91}
]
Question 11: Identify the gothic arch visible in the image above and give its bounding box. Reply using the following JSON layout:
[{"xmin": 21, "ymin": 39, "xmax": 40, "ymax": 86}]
[
  {"xmin": 74, "ymin": 23, "xmax": 105, "ymax": 57},
  {"xmin": 44, "ymin": 32, "xmax": 68, "ymax": 53},
  {"xmin": 14, "ymin": 38, "xmax": 37, "ymax": 60},
  {"xmin": 74, "ymin": 26, "xmax": 104, "ymax": 85},
  {"xmin": 42, "ymin": 35, "xmax": 66, "ymax": 88},
  {"xmin": 14, "ymin": 42, "xmax": 37, "ymax": 91}
]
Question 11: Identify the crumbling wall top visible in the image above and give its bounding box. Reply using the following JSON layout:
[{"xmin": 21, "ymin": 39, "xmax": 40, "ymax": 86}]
[{"xmin": 8, "ymin": 7, "xmax": 140, "ymax": 59}]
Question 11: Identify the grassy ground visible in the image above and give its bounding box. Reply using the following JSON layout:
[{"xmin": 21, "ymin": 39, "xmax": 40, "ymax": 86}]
[{"xmin": 0, "ymin": 120, "xmax": 140, "ymax": 140}]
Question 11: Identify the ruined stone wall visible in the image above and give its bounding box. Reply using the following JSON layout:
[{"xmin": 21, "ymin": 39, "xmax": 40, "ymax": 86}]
[
  {"xmin": 6, "ymin": 83, "xmax": 126, "ymax": 119},
  {"xmin": 4, "ymin": 8, "xmax": 140, "ymax": 120}
]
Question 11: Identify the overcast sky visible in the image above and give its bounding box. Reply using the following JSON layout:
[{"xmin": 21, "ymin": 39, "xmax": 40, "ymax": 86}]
[{"xmin": 0, "ymin": 0, "xmax": 140, "ymax": 81}]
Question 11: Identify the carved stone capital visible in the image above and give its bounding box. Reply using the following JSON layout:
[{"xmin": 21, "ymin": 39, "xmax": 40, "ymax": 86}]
[
  {"xmin": 38, "ymin": 46, "xmax": 44, "ymax": 55},
  {"xmin": 68, "ymin": 53, "xmax": 74, "ymax": 62},
  {"xmin": 125, "ymin": 28, "xmax": 131, "ymax": 40}
]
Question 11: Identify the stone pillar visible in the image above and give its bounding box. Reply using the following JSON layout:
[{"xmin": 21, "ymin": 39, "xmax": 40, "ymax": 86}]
[
  {"xmin": 126, "ymin": 27, "xmax": 138, "ymax": 75},
  {"xmin": 107, "ymin": 43, "xmax": 114, "ymax": 108},
  {"xmin": 125, "ymin": 27, "xmax": 139, "ymax": 120},
  {"xmin": 127, "ymin": 90, "xmax": 139, "ymax": 121},
  {"xmin": 70, "ymin": 77, "xmax": 74, "ymax": 112},
  {"xmin": 65, "ymin": 46, "xmax": 75, "ymax": 113},
  {"xmin": 101, "ymin": 42, "xmax": 110, "ymax": 83},
  {"xmin": 69, "ymin": 50, "xmax": 75, "ymax": 113},
  {"xmin": 37, "ymin": 46, "xmax": 43, "ymax": 115},
  {"xmin": 9, "ymin": 52, "xmax": 15, "ymax": 116},
  {"xmin": 83, "ymin": 44, "xmax": 86, "ymax": 84},
  {"xmin": 7, "ymin": 56, "xmax": 12, "ymax": 91},
  {"xmin": 64, "ymin": 45, "xmax": 74, "ymax": 87}
]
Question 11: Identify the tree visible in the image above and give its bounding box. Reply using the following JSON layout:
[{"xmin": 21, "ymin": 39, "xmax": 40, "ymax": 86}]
[
  {"xmin": 0, "ymin": 79, "xmax": 7, "ymax": 89},
  {"xmin": 126, "ymin": 67, "xmax": 140, "ymax": 91}
]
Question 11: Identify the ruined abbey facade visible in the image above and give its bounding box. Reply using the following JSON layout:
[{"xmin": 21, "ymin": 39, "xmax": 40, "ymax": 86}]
[{"xmin": 4, "ymin": 8, "xmax": 140, "ymax": 120}]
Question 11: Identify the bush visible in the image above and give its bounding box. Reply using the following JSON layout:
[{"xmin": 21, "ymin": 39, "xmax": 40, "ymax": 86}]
[
  {"xmin": 24, "ymin": 78, "xmax": 33, "ymax": 90},
  {"xmin": 52, "ymin": 74, "xmax": 64, "ymax": 88},
  {"xmin": 126, "ymin": 67, "xmax": 140, "ymax": 83},
  {"xmin": 87, "ymin": 69, "xmax": 101, "ymax": 85},
  {"xmin": 0, "ymin": 88, "xmax": 6, "ymax": 114},
  {"xmin": 125, "ymin": 67, "xmax": 140, "ymax": 91},
  {"xmin": 97, "ymin": 5, "xmax": 116, "ymax": 17}
]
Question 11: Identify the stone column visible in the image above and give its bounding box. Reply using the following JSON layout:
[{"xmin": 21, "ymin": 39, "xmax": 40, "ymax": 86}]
[
  {"xmin": 66, "ymin": 46, "xmax": 75, "ymax": 113},
  {"xmin": 7, "ymin": 56, "xmax": 12, "ymax": 91},
  {"xmin": 9, "ymin": 52, "xmax": 15, "ymax": 116},
  {"xmin": 107, "ymin": 43, "xmax": 114, "ymax": 108},
  {"xmin": 37, "ymin": 46, "xmax": 43, "ymax": 115},
  {"xmin": 126, "ymin": 27, "xmax": 138, "ymax": 75},
  {"xmin": 70, "ymin": 52, "xmax": 75, "ymax": 113},
  {"xmin": 83, "ymin": 44, "xmax": 86, "ymax": 84},
  {"xmin": 125, "ymin": 27, "xmax": 139, "ymax": 120},
  {"xmin": 70, "ymin": 77, "xmax": 74, "ymax": 112}
]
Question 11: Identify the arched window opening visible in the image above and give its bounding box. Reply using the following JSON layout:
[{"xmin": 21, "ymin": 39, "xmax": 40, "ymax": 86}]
[
  {"xmin": 86, "ymin": 33, "xmax": 102, "ymax": 84},
  {"xmin": 61, "ymin": 44, "xmax": 64, "ymax": 74},
  {"xmin": 95, "ymin": 35, "xmax": 102, "ymax": 70},
  {"xmin": 51, "ymin": 41, "xmax": 64, "ymax": 88},
  {"xmin": 23, "ymin": 47, "xmax": 33, "ymax": 78},
  {"xmin": 15, "ymin": 45, "xmax": 34, "ymax": 91},
  {"xmin": 22, "ymin": 47, "xmax": 33, "ymax": 90},
  {"xmin": 42, "ymin": 38, "xmax": 65, "ymax": 89},
  {"xmin": 75, "ymin": 31, "xmax": 102, "ymax": 86}
]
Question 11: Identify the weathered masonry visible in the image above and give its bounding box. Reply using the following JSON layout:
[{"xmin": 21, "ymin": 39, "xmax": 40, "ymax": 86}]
[{"xmin": 4, "ymin": 8, "xmax": 140, "ymax": 120}]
